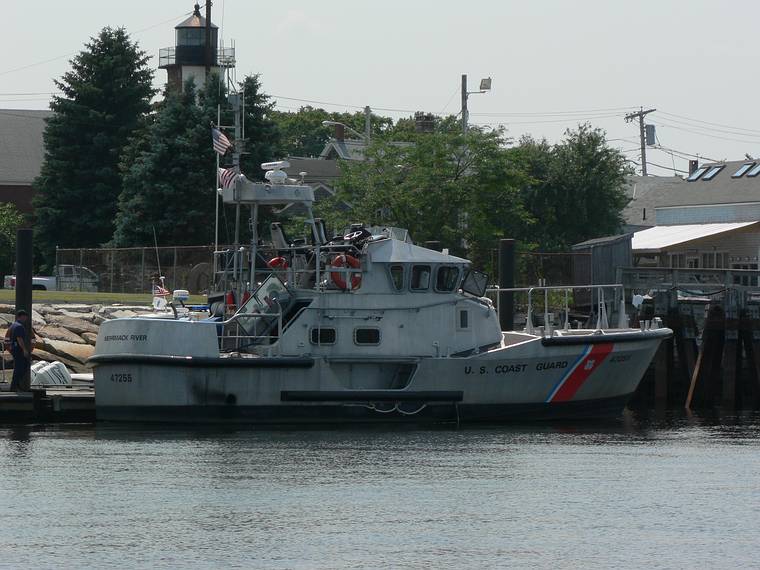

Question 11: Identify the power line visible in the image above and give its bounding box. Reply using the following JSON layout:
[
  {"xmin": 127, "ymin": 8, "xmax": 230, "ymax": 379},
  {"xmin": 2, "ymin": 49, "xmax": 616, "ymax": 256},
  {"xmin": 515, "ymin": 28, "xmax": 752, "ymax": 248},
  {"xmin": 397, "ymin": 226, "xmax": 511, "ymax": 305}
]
[
  {"xmin": 659, "ymin": 110, "xmax": 760, "ymax": 136},
  {"xmin": 470, "ymin": 106, "xmax": 637, "ymax": 117},
  {"xmin": 656, "ymin": 120, "xmax": 760, "ymax": 145},
  {"xmin": 654, "ymin": 114, "xmax": 760, "ymax": 140},
  {"xmin": 0, "ymin": 8, "xmax": 194, "ymax": 77}
]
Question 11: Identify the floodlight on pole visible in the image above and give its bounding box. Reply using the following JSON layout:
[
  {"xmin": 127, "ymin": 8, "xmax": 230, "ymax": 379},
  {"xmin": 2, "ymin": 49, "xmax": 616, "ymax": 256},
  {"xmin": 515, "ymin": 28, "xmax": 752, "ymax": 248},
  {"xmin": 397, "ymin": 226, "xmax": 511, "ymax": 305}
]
[{"xmin": 461, "ymin": 75, "xmax": 492, "ymax": 135}]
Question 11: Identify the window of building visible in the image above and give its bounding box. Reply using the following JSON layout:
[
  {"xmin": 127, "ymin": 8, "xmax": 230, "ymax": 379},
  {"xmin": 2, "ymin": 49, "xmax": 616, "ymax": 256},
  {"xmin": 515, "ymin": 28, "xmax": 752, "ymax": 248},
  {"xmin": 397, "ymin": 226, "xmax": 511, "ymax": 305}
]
[
  {"xmin": 701, "ymin": 165, "xmax": 724, "ymax": 181},
  {"xmin": 701, "ymin": 252, "xmax": 728, "ymax": 269},
  {"xmin": 389, "ymin": 265, "xmax": 404, "ymax": 291},
  {"xmin": 310, "ymin": 327, "xmax": 336, "ymax": 345},
  {"xmin": 732, "ymin": 263, "xmax": 759, "ymax": 287},
  {"xmin": 411, "ymin": 265, "xmax": 431, "ymax": 291},
  {"xmin": 732, "ymin": 163, "xmax": 755, "ymax": 178},
  {"xmin": 669, "ymin": 253, "xmax": 686, "ymax": 268},
  {"xmin": 747, "ymin": 164, "xmax": 760, "ymax": 178},
  {"xmin": 435, "ymin": 266, "xmax": 460, "ymax": 292},
  {"xmin": 354, "ymin": 328, "xmax": 381, "ymax": 345},
  {"xmin": 687, "ymin": 166, "xmax": 709, "ymax": 181}
]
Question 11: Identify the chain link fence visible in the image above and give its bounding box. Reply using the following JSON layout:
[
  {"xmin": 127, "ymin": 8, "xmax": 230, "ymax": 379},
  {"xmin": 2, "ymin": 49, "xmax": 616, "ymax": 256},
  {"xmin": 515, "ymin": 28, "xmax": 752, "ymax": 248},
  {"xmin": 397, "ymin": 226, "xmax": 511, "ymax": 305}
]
[
  {"xmin": 55, "ymin": 245, "xmax": 221, "ymax": 294},
  {"xmin": 488, "ymin": 250, "xmax": 591, "ymax": 287}
]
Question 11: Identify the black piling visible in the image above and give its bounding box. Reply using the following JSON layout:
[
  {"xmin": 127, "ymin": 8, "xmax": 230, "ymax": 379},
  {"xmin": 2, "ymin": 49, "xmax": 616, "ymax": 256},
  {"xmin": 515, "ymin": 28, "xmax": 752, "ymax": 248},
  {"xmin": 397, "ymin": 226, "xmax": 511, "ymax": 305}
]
[
  {"xmin": 14, "ymin": 228, "xmax": 34, "ymax": 391},
  {"xmin": 498, "ymin": 239, "xmax": 515, "ymax": 331}
]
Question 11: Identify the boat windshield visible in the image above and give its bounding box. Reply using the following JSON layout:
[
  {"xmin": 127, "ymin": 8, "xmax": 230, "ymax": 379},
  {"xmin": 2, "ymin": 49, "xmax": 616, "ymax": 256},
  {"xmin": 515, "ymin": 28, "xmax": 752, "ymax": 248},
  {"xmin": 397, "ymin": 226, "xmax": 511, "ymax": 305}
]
[
  {"xmin": 461, "ymin": 269, "xmax": 489, "ymax": 297},
  {"xmin": 238, "ymin": 275, "xmax": 290, "ymax": 315}
]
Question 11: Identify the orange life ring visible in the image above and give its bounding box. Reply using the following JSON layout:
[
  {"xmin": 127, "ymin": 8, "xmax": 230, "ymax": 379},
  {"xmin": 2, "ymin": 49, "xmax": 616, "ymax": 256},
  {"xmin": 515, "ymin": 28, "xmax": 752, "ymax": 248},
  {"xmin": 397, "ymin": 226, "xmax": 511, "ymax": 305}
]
[
  {"xmin": 331, "ymin": 254, "xmax": 362, "ymax": 290},
  {"xmin": 268, "ymin": 256, "xmax": 289, "ymax": 269}
]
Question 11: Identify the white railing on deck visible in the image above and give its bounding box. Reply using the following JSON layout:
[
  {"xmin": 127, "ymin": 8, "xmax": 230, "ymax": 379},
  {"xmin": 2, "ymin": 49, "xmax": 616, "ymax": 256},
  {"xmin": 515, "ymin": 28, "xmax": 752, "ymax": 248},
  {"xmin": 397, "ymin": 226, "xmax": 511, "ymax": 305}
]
[{"xmin": 486, "ymin": 284, "xmax": 627, "ymax": 334}]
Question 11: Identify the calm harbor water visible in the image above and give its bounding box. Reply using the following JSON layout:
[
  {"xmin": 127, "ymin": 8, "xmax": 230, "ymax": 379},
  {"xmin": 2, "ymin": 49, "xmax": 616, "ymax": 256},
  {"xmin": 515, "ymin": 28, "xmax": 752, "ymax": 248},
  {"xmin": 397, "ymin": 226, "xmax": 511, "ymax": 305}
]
[{"xmin": 1, "ymin": 413, "xmax": 759, "ymax": 569}]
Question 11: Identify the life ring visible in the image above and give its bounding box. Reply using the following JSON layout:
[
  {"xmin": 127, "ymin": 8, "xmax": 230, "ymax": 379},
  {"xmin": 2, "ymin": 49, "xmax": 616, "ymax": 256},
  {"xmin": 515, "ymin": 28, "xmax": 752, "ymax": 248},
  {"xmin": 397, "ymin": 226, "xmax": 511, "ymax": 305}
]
[
  {"xmin": 331, "ymin": 254, "xmax": 362, "ymax": 290},
  {"xmin": 268, "ymin": 256, "xmax": 289, "ymax": 269}
]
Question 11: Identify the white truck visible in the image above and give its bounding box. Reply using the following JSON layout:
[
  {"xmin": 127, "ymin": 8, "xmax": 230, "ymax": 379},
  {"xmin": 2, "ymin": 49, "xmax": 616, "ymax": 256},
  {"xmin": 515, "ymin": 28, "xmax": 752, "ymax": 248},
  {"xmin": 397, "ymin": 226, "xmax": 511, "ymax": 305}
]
[{"xmin": 3, "ymin": 265, "xmax": 99, "ymax": 291}]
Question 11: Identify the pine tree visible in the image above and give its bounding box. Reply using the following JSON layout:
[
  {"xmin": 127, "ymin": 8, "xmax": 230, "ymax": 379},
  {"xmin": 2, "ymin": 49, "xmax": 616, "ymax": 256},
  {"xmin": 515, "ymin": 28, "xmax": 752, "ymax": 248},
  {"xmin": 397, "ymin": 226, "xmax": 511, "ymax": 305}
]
[
  {"xmin": 114, "ymin": 73, "xmax": 282, "ymax": 247},
  {"xmin": 33, "ymin": 27, "xmax": 154, "ymax": 266},
  {"xmin": 113, "ymin": 81, "xmax": 216, "ymax": 247}
]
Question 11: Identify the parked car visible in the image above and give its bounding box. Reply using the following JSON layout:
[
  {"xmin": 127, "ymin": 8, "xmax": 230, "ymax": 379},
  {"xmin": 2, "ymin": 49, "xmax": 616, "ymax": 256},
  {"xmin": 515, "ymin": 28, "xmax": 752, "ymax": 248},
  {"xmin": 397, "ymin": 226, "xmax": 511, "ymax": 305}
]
[{"xmin": 3, "ymin": 265, "xmax": 99, "ymax": 292}]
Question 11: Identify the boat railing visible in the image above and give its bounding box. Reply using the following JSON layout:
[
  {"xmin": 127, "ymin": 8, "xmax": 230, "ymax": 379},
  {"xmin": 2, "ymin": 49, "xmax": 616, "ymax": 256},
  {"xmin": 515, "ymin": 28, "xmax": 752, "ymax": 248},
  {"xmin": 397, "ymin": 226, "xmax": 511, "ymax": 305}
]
[
  {"xmin": 218, "ymin": 310, "xmax": 284, "ymax": 355},
  {"xmin": 485, "ymin": 284, "xmax": 627, "ymax": 334}
]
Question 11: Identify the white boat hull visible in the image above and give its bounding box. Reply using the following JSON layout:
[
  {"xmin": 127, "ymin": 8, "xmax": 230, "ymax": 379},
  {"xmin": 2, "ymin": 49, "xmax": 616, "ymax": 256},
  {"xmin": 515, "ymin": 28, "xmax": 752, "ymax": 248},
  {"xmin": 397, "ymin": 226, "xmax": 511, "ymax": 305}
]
[{"xmin": 91, "ymin": 323, "xmax": 670, "ymax": 424}]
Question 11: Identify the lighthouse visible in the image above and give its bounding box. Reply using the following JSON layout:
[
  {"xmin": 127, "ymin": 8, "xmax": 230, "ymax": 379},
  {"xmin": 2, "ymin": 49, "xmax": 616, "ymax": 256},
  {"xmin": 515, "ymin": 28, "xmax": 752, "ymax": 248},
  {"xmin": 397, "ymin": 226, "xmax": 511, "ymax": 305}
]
[{"xmin": 158, "ymin": 3, "xmax": 235, "ymax": 93}]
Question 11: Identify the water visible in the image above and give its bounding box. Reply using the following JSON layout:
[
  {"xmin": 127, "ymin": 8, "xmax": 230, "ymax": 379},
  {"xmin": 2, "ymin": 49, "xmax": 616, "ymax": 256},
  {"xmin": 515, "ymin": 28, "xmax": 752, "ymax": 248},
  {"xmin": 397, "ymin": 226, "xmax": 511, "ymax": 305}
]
[{"xmin": 1, "ymin": 414, "xmax": 759, "ymax": 569}]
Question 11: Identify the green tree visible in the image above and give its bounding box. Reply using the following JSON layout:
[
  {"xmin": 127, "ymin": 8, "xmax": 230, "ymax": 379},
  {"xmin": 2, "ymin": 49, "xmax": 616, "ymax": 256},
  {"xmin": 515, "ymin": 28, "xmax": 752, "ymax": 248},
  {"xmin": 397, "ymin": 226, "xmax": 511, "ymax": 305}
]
[
  {"xmin": 512, "ymin": 125, "xmax": 631, "ymax": 250},
  {"xmin": 114, "ymin": 73, "xmax": 282, "ymax": 247},
  {"xmin": 113, "ymin": 80, "xmax": 215, "ymax": 247},
  {"xmin": 0, "ymin": 203, "xmax": 24, "ymax": 280},
  {"xmin": 547, "ymin": 124, "xmax": 630, "ymax": 246},
  {"xmin": 332, "ymin": 129, "xmax": 534, "ymax": 269},
  {"xmin": 33, "ymin": 27, "xmax": 155, "ymax": 265},
  {"xmin": 272, "ymin": 106, "xmax": 394, "ymax": 157}
]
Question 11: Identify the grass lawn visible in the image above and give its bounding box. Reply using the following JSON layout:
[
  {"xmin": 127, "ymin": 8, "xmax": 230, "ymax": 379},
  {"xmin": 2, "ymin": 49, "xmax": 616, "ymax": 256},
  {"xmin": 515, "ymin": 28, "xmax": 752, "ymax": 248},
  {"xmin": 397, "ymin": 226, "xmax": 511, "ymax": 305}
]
[{"xmin": 0, "ymin": 290, "xmax": 207, "ymax": 306}]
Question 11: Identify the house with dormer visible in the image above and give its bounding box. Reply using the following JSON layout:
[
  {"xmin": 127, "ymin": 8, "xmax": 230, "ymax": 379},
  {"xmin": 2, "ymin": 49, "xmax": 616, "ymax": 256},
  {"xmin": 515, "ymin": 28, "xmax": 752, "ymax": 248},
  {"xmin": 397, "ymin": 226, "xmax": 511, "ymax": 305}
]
[{"xmin": 623, "ymin": 160, "xmax": 760, "ymax": 280}]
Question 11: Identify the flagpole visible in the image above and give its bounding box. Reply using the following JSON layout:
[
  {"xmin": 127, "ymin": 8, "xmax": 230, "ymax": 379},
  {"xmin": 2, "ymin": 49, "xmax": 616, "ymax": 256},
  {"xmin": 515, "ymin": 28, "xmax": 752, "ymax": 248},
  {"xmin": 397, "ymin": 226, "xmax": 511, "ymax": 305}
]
[{"xmin": 214, "ymin": 105, "xmax": 221, "ymax": 277}]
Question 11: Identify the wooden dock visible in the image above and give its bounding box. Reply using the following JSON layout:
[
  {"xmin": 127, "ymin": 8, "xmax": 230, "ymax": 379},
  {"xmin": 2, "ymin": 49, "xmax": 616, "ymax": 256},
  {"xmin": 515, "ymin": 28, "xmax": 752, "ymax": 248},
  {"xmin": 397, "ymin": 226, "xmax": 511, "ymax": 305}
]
[
  {"xmin": 0, "ymin": 389, "xmax": 94, "ymax": 423},
  {"xmin": 631, "ymin": 287, "xmax": 760, "ymax": 411}
]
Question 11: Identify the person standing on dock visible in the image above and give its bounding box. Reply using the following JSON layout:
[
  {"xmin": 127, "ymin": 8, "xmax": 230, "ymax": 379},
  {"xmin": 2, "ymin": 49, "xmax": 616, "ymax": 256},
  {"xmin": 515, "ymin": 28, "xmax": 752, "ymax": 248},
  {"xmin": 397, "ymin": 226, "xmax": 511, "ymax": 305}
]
[{"xmin": 6, "ymin": 310, "xmax": 31, "ymax": 392}]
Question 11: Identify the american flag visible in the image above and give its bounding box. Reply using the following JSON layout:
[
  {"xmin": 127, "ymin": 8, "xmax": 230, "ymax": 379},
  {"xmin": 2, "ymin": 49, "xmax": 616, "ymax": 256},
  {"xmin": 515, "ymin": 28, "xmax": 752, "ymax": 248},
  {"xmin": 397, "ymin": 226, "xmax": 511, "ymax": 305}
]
[
  {"xmin": 152, "ymin": 283, "xmax": 170, "ymax": 297},
  {"xmin": 212, "ymin": 127, "xmax": 232, "ymax": 155},
  {"xmin": 218, "ymin": 167, "xmax": 238, "ymax": 189}
]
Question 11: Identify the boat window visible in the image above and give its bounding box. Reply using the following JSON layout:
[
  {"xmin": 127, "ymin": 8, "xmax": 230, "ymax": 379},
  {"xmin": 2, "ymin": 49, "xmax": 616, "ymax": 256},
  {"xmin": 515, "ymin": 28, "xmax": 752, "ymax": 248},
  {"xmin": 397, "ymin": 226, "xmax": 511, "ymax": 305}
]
[
  {"xmin": 748, "ymin": 163, "xmax": 760, "ymax": 177},
  {"xmin": 310, "ymin": 327, "xmax": 336, "ymax": 345},
  {"xmin": 459, "ymin": 310, "xmax": 469, "ymax": 329},
  {"xmin": 733, "ymin": 163, "xmax": 755, "ymax": 178},
  {"xmin": 389, "ymin": 265, "xmax": 405, "ymax": 291},
  {"xmin": 354, "ymin": 328, "xmax": 381, "ymax": 345},
  {"xmin": 461, "ymin": 270, "xmax": 489, "ymax": 297},
  {"xmin": 411, "ymin": 265, "xmax": 431, "ymax": 291},
  {"xmin": 701, "ymin": 165, "xmax": 724, "ymax": 181},
  {"xmin": 435, "ymin": 266, "xmax": 460, "ymax": 292}
]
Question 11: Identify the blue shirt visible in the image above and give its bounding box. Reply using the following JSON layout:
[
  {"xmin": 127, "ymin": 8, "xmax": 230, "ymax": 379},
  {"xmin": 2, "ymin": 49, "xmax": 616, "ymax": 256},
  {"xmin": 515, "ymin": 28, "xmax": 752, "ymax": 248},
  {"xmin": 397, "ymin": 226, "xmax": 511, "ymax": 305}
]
[{"xmin": 8, "ymin": 321, "xmax": 26, "ymax": 356}]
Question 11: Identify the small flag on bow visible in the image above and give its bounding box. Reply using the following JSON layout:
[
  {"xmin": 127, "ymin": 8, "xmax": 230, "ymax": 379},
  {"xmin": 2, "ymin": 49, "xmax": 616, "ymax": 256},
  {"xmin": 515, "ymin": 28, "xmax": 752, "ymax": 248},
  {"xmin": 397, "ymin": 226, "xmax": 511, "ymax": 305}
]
[
  {"xmin": 212, "ymin": 126, "xmax": 232, "ymax": 155},
  {"xmin": 219, "ymin": 167, "xmax": 238, "ymax": 190}
]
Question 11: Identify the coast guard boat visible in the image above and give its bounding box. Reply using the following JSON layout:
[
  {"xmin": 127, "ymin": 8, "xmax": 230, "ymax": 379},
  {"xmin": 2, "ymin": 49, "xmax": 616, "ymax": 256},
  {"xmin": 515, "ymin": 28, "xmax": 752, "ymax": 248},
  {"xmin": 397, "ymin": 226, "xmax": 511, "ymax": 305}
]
[{"xmin": 90, "ymin": 162, "xmax": 671, "ymax": 424}]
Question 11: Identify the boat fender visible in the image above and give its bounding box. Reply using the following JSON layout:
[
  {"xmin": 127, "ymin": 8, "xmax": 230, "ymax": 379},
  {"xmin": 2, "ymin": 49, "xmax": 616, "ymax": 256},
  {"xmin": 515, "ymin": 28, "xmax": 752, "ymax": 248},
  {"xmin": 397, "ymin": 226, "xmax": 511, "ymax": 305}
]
[
  {"xmin": 331, "ymin": 254, "xmax": 362, "ymax": 290},
  {"xmin": 225, "ymin": 290, "xmax": 236, "ymax": 311},
  {"xmin": 268, "ymin": 256, "xmax": 289, "ymax": 270}
]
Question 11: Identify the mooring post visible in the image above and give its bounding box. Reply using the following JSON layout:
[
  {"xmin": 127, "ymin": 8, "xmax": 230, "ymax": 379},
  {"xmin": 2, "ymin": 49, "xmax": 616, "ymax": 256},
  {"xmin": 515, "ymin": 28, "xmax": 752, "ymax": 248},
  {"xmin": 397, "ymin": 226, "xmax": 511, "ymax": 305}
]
[
  {"xmin": 722, "ymin": 315, "xmax": 739, "ymax": 409},
  {"xmin": 741, "ymin": 305, "xmax": 760, "ymax": 408},
  {"xmin": 498, "ymin": 239, "xmax": 515, "ymax": 331},
  {"xmin": 15, "ymin": 228, "xmax": 33, "ymax": 391},
  {"xmin": 686, "ymin": 304, "xmax": 724, "ymax": 409}
]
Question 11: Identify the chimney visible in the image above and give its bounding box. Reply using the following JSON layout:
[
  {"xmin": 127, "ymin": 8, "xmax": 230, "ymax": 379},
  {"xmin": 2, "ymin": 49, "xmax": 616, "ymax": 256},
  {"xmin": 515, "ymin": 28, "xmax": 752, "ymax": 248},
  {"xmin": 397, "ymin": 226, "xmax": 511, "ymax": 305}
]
[
  {"xmin": 414, "ymin": 111, "xmax": 436, "ymax": 133},
  {"xmin": 334, "ymin": 124, "xmax": 345, "ymax": 141},
  {"xmin": 688, "ymin": 159, "xmax": 699, "ymax": 175}
]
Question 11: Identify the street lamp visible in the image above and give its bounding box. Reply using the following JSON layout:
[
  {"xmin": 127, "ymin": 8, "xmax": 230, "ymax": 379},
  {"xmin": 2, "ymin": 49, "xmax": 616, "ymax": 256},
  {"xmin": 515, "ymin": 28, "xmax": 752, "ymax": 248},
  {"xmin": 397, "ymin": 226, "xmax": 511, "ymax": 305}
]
[
  {"xmin": 461, "ymin": 75, "xmax": 492, "ymax": 134},
  {"xmin": 322, "ymin": 106, "xmax": 372, "ymax": 143},
  {"xmin": 321, "ymin": 120, "xmax": 367, "ymax": 142}
]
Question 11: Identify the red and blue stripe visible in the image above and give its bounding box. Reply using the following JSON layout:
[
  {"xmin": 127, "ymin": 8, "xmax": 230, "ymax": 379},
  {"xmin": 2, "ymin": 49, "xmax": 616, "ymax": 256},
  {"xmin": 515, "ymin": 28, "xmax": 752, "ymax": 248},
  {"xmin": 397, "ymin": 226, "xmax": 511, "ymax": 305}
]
[{"xmin": 545, "ymin": 343, "xmax": 614, "ymax": 403}]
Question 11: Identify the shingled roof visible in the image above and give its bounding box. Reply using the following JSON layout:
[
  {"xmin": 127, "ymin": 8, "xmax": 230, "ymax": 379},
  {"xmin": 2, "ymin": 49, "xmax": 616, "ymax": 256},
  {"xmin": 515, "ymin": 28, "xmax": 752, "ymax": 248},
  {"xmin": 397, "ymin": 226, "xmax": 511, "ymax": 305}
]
[
  {"xmin": 656, "ymin": 159, "xmax": 760, "ymax": 207},
  {"xmin": 0, "ymin": 109, "xmax": 51, "ymax": 185}
]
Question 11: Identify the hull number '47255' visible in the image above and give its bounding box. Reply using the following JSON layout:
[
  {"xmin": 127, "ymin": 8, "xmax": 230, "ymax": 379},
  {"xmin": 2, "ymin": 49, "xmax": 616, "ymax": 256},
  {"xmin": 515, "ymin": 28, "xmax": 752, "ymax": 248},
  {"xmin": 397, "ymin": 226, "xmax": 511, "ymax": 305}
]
[{"xmin": 111, "ymin": 373, "xmax": 133, "ymax": 383}]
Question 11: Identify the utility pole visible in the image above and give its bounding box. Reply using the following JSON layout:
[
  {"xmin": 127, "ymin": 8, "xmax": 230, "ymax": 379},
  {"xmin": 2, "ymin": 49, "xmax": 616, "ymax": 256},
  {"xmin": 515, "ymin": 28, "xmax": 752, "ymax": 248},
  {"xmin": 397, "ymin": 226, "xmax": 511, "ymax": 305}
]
[
  {"xmin": 625, "ymin": 107, "xmax": 656, "ymax": 176},
  {"xmin": 204, "ymin": 1, "xmax": 212, "ymax": 77},
  {"xmin": 461, "ymin": 74, "xmax": 468, "ymax": 135},
  {"xmin": 364, "ymin": 106, "xmax": 371, "ymax": 144}
]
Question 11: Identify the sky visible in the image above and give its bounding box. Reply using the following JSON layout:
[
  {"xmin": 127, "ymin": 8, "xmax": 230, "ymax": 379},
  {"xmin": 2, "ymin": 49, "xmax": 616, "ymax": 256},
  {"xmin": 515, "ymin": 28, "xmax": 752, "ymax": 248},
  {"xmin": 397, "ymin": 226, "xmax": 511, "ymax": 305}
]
[{"xmin": 4, "ymin": 0, "xmax": 760, "ymax": 176}]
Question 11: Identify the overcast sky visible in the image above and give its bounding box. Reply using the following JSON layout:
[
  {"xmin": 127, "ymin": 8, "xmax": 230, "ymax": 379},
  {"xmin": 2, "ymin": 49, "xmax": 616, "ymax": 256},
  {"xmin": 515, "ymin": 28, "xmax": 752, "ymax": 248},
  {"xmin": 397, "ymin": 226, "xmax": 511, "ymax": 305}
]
[{"xmin": 4, "ymin": 0, "xmax": 760, "ymax": 175}]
